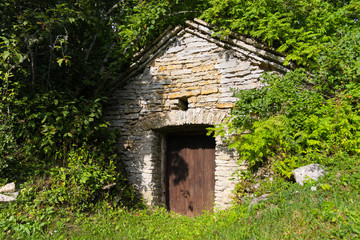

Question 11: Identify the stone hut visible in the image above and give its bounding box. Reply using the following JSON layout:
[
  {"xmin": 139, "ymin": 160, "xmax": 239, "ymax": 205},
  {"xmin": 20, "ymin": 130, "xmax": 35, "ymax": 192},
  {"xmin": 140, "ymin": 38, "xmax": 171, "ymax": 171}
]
[{"xmin": 106, "ymin": 18, "xmax": 289, "ymax": 216}]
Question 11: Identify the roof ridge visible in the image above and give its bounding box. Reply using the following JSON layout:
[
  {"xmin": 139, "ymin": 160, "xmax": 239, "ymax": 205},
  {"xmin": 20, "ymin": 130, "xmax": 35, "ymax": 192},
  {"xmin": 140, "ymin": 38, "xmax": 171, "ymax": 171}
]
[
  {"xmin": 191, "ymin": 18, "xmax": 284, "ymax": 57},
  {"xmin": 133, "ymin": 25, "xmax": 175, "ymax": 63},
  {"xmin": 187, "ymin": 19, "xmax": 290, "ymax": 67}
]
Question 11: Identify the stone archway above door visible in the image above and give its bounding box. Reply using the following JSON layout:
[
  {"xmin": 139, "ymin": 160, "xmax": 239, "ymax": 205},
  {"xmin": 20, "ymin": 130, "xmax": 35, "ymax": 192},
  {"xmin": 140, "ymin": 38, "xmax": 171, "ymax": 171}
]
[{"xmin": 135, "ymin": 109, "xmax": 228, "ymax": 132}]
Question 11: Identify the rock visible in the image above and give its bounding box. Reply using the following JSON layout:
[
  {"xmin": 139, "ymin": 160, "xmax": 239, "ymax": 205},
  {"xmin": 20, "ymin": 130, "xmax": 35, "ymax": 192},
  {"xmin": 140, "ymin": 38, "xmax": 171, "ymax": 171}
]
[
  {"xmin": 0, "ymin": 193, "xmax": 18, "ymax": 202},
  {"xmin": 0, "ymin": 182, "xmax": 15, "ymax": 193},
  {"xmin": 292, "ymin": 164, "xmax": 326, "ymax": 186},
  {"xmin": 0, "ymin": 183, "xmax": 18, "ymax": 202},
  {"xmin": 248, "ymin": 194, "xmax": 270, "ymax": 210}
]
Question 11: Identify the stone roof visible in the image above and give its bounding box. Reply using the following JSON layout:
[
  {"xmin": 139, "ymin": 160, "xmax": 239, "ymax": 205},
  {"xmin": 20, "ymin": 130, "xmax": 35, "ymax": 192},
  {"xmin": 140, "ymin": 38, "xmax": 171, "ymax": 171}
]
[{"xmin": 113, "ymin": 18, "xmax": 292, "ymax": 91}]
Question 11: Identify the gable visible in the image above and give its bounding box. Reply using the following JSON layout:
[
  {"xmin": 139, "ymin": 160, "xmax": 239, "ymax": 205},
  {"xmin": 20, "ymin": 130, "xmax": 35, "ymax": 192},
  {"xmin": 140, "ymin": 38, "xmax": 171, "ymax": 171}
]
[
  {"xmin": 111, "ymin": 18, "xmax": 291, "ymax": 92},
  {"xmin": 109, "ymin": 19, "xmax": 290, "ymax": 118}
]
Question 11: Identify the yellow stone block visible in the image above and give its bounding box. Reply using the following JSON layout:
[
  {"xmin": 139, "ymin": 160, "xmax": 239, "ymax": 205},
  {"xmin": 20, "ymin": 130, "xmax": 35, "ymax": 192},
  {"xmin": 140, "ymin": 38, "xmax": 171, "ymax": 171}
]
[
  {"xmin": 159, "ymin": 66, "xmax": 167, "ymax": 71},
  {"xmin": 166, "ymin": 64, "xmax": 182, "ymax": 70},
  {"xmin": 185, "ymin": 86, "xmax": 201, "ymax": 91},
  {"xmin": 168, "ymin": 90, "xmax": 201, "ymax": 99},
  {"xmin": 192, "ymin": 64, "xmax": 215, "ymax": 73},
  {"xmin": 168, "ymin": 92, "xmax": 183, "ymax": 99},
  {"xmin": 199, "ymin": 80, "xmax": 217, "ymax": 86},
  {"xmin": 201, "ymin": 88, "xmax": 218, "ymax": 95},
  {"xmin": 216, "ymin": 103, "xmax": 235, "ymax": 109}
]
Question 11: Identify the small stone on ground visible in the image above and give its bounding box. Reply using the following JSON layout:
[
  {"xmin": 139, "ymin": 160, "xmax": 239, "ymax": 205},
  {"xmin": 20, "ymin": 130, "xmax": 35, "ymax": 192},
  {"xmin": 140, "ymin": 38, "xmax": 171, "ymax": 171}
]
[{"xmin": 292, "ymin": 164, "xmax": 326, "ymax": 186}]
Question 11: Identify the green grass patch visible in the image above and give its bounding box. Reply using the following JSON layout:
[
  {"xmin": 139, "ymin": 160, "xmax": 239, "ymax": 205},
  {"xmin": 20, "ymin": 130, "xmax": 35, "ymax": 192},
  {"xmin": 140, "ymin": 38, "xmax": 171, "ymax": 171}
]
[
  {"xmin": 1, "ymin": 156, "xmax": 360, "ymax": 239},
  {"xmin": 44, "ymin": 184, "xmax": 360, "ymax": 240},
  {"xmin": 3, "ymin": 177, "xmax": 358, "ymax": 239}
]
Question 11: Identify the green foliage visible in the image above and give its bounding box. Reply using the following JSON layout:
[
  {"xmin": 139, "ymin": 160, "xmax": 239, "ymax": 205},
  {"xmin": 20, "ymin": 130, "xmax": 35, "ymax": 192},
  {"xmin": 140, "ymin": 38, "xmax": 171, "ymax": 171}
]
[
  {"xmin": 0, "ymin": 114, "xmax": 18, "ymax": 184},
  {"xmin": 203, "ymin": 0, "xmax": 360, "ymax": 182},
  {"xmin": 0, "ymin": 203, "xmax": 55, "ymax": 239},
  {"xmin": 29, "ymin": 146, "xmax": 117, "ymax": 211},
  {"xmin": 0, "ymin": 89, "xmax": 116, "ymax": 182},
  {"xmin": 209, "ymin": 26, "xmax": 360, "ymax": 180},
  {"xmin": 202, "ymin": 0, "xmax": 359, "ymax": 67},
  {"xmin": 0, "ymin": 0, "xmax": 209, "ymax": 183},
  {"xmin": 0, "ymin": 145, "xmax": 141, "ymax": 239},
  {"xmin": 0, "ymin": 3, "xmax": 161, "ymax": 237}
]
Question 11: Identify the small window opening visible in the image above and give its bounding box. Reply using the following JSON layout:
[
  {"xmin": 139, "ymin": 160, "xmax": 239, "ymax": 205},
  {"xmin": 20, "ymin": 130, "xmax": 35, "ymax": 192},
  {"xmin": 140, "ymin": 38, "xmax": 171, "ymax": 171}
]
[{"xmin": 176, "ymin": 97, "xmax": 188, "ymax": 111}]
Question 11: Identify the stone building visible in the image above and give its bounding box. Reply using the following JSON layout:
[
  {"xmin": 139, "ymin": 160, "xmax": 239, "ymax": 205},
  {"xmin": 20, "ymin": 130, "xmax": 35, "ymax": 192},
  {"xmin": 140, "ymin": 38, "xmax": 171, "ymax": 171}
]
[{"xmin": 106, "ymin": 18, "xmax": 289, "ymax": 216}]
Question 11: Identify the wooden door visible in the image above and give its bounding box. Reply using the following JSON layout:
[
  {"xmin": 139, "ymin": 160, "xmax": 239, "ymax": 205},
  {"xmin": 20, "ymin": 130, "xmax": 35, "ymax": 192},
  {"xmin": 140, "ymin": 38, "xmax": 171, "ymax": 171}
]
[{"xmin": 166, "ymin": 134, "xmax": 215, "ymax": 216}]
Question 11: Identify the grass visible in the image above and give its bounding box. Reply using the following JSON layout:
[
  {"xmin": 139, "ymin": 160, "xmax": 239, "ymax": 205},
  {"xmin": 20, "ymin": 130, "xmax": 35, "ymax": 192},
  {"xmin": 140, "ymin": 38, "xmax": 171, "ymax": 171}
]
[
  {"xmin": 1, "ymin": 157, "xmax": 360, "ymax": 239},
  {"xmin": 40, "ymin": 180, "xmax": 360, "ymax": 239}
]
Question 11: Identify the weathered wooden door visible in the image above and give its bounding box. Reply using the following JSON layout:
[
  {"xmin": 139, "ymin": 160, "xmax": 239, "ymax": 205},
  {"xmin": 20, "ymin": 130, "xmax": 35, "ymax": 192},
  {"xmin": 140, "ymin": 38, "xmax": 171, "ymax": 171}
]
[{"xmin": 166, "ymin": 134, "xmax": 215, "ymax": 216}]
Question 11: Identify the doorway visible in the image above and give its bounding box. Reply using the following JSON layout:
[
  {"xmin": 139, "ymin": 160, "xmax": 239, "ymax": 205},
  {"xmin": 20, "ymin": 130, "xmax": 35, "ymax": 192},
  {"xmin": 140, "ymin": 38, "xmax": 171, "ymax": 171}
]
[{"xmin": 166, "ymin": 133, "xmax": 215, "ymax": 216}]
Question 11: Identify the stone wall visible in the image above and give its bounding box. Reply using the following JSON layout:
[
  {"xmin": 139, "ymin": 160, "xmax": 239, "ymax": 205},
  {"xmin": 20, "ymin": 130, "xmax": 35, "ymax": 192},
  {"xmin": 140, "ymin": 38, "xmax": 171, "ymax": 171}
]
[{"xmin": 106, "ymin": 19, "xmax": 287, "ymax": 209}]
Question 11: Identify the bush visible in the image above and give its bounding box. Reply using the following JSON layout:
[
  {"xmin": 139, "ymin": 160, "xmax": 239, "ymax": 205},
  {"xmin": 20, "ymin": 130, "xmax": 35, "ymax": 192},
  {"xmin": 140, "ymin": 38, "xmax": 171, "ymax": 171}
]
[{"xmin": 15, "ymin": 145, "xmax": 142, "ymax": 212}]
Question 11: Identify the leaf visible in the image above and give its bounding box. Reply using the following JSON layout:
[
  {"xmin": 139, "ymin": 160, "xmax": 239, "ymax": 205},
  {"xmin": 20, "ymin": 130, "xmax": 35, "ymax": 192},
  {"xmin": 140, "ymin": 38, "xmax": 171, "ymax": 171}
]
[
  {"xmin": 41, "ymin": 116, "xmax": 47, "ymax": 124},
  {"xmin": 57, "ymin": 58, "xmax": 64, "ymax": 66},
  {"xmin": 14, "ymin": 53, "xmax": 23, "ymax": 63},
  {"xmin": 2, "ymin": 51, "xmax": 10, "ymax": 60},
  {"xmin": 320, "ymin": 184, "xmax": 331, "ymax": 190}
]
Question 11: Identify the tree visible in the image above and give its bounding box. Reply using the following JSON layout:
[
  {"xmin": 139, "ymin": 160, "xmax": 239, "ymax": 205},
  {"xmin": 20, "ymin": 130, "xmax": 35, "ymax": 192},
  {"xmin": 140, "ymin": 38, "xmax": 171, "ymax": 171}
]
[{"xmin": 203, "ymin": 0, "xmax": 359, "ymax": 67}]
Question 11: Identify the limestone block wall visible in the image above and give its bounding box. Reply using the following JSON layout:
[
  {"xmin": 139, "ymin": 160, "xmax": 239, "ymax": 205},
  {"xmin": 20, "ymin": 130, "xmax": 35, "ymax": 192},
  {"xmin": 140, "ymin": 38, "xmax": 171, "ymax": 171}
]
[{"xmin": 106, "ymin": 28, "xmax": 271, "ymax": 209}]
